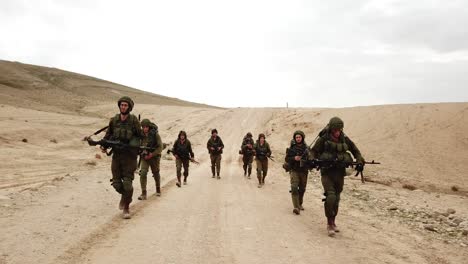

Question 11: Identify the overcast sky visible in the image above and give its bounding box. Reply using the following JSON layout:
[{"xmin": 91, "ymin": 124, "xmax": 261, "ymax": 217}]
[{"xmin": 1, "ymin": 0, "xmax": 468, "ymax": 107}]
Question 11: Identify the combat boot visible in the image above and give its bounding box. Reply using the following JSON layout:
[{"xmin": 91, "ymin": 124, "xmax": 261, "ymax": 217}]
[
  {"xmin": 118, "ymin": 195, "xmax": 125, "ymax": 210},
  {"xmin": 293, "ymin": 208, "xmax": 300, "ymax": 215},
  {"xmin": 332, "ymin": 217, "xmax": 340, "ymax": 232},
  {"xmin": 327, "ymin": 218, "xmax": 335, "ymax": 237},
  {"xmin": 176, "ymin": 175, "xmax": 181, "ymax": 187},
  {"xmin": 138, "ymin": 190, "xmax": 147, "ymax": 200},
  {"xmin": 299, "ymin": 195, "xmax": 304, "ymax": 210},
  {"xmin": 123, "ymin": 203, "xmax": 131, "ymax": 219},
  {"xmin": 154, "ymin": 174, "xmax": 161, "ymax": 196}
]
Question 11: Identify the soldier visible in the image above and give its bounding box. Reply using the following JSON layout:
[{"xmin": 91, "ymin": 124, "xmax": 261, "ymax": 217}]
[
  {"xmin": 171, "ymin": 130, "xmax": 194, "ymax": 187},
  {"xmin": 309, "ymin": 117, "xmax": 365, "ymax": 237},
  {"xmin": 101, "ymin": 96, "xmax": 142, "ymax": 219},
  {"xmin": 138, "ymin": 119, "xmax": 163, "ymax": 200},
  {"xmin": 284, "ymin": 131, "xmax": 308, "ymax": 215},
  {"xmin": 253, "ymin": 133, "xmax": 271, "ymax": 188},
  {"xmin": 240, "ymin": 132, "xmax": 255, "ymax": 178},
  {"xmin": 207, "ymin": 129, "xmax": 224, "ymax": 179}
]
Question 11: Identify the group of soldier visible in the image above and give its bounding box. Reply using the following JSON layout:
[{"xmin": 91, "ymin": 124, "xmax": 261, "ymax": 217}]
[
  {"xmin": 99, "ymin": 96, "xmax": 366, "ymax": 237},
  {"xmin": 239, "ymin": 132, "xmax": 272, "ymax": 188}
]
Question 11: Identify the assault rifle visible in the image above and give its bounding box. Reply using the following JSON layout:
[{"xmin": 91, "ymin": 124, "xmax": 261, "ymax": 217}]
[
  {"xmin": 167, "ymin": 149, "xmax": 200, "ymax": 164},
  {"xmin": 255, "ymin": 150, "xmax": 275, "ymax": 162},
  {"xmin": 84, "ymin": 137, "xmax": 155, "ymax": 156},
  {"xmin": 301, "ymin": 159, "xmax": 381, "ymax": 183},
  {"xmin": 209, "ymin": 142, "xmax": 223, "ymax": 155}
]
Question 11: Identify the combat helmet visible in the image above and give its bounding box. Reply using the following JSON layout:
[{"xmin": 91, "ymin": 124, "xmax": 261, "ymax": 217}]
[
  {"xmin": 117, "ymin": 96, "xmax": 134, "ymax": 112},
  {"xmin": 328, "ymin": 117, "xmax": 344, "ymax": 130},
  {"xmin": 141, "ymin": 118, "xmax": 151, "ymax": 127}
]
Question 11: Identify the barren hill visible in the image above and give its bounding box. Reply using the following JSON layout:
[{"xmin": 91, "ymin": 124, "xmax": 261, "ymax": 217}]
[{"xmin": 0, "ymin": 60, "xmax": 214, "ymax": 114}]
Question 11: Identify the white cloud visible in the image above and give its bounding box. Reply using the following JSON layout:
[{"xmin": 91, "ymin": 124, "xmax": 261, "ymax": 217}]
[{"xmin": 1, "ymin": 0, "xmax": 467, "ymax": 107}]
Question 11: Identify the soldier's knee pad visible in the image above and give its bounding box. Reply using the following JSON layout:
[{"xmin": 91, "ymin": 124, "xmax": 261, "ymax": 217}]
[
  {"xmin": 122, "ymin": 179, "xmax": 133, "ymax": 193},
  {"xmin": 325, "ymin": 190, "xmax": 337, "ymax": 202},
  {"xmin": 290, "ymin": 185, "xmax": 300, "ymax": 195},
  {"xmin": 111, "ymin": 182, "xmax": 124, "ymax": 194}
]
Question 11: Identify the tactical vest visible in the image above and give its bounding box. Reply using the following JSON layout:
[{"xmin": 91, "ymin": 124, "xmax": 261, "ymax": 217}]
[
  {"xmin": 111, "ymin": 114, "xmax": 139, "ymax": 147},
  {"xmin": 319, "ymin": 134, "xmax": 353, "ymax": 163},
  {"xmin": 209, "ymin": 137, "xmax": 223, "ymax": 154},
  {"xmin": 175, "ymin": 140, "xmax": 191, "ymax": 159},
  {"xmin": 285, "ymin": 143, "xmax": 308, "ymax": 171},
  {"xmin": 142, "ymin": 129, "xmax": 159, "ymax": 149},
  {"xmin": 242, "ymin": 138, "xmax": 254, "ymax": 155},
  {"xmin": 255, "ymin": 141, "xmax": 270, "ymax": 158}
]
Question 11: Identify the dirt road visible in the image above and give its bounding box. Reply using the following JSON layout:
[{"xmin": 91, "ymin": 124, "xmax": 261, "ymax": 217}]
[{"xmin": 1, "ymin": 107, "xmax": 467, "ymax": 264}]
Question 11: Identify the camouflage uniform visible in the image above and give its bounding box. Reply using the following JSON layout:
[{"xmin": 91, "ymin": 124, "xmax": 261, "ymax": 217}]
[
  {"xmin": 103, "ymin": 96, "xmax": 143, "ymax": 219},
  {"xmin": 138, "ymin": 119, "xmax": 163, "ymax": 199},
  {"xmin": 285, "ymin": 130, "xmax": 308, "ymax": 214},
  {"xmin": 253, "ymin": 133, "xmax": 271, "ymax": 187},
  {"xmin": 207, "ymin": 129, "xmax": 224, "ymax": 179},
  {"xmin": 172, "ymin": 131, "xmax": 194, "ymax": 186},
  {"xmin": 309, "ymin": 117, "xmax": 364, "ymax": 235},
  {"xmin": 240, "ymin": 132, "xmax": 254, "ymax": 178}
]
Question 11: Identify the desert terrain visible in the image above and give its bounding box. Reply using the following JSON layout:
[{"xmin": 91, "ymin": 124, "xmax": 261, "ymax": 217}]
[{"xmin": 0, "ymin": 60, "xmax": 467, "ymax": 264}]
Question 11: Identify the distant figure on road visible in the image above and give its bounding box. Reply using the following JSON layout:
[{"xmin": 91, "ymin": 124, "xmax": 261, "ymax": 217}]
[
  {"xmin": 101, "ymin": 96, "xmax": 143, "ymax": 219},
  {"xmin": 240, "ymin": 132, "xmax": 255, "ymax": 178},
  {"xmin": 309, "ymin": 117, "xmax": 365, "ymax": 237},
  {"xmin": 207, "ymin": 129, "xmax": 224, "ymax": 179},
  {"xmin": 253, "ymin": 133, "xmax": 271, "ymax": 188},
  {"xmin": 171, "ymin": 130, "xmax": 195, "ymax": 187}
]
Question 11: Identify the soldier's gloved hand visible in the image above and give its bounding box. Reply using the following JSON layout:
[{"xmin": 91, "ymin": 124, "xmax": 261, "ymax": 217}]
[
  {"xmin": 217, "ymin": 147, "xmax": 222, "ymax": 151},
  {"xmin": 100, "ymin": 146, "xmax": 107, "ymax": 153},
  {"xmin": 174, "ymin": 154, "xmax": 179, "ymax": 160}
]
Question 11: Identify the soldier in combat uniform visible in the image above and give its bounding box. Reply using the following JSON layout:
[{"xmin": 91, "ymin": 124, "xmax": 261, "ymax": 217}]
[
  {"xmin": 309, "ymin": 117, "xmax": 365, "ymax": 237},
  {"xmin": 138, "ymin": 119, "xmax": 163, "ymax": 200},
  {"xmin": 172, "ymin": 130, "xmax": 195, "ymax": 187},
  {"xmin": 207, "ymin": 129, "xmax": 224, "ymax": 179},
  {"xmin": 101, "ymin": 96, "xmax": 143, "ymax": 219},
  {"xmin": 240, "ymin": 132, "xmax": 254, "ymax": 178}
]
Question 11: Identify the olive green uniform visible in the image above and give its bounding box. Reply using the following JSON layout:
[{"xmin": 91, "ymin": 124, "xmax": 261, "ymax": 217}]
[
  {"xmin": 309, "ymin": 117, "xmax": 364, "ymax": 221},
  {"xmin": 172, "ymin": 131, "xmax": 194, "ymax": 184},
  {"xmin": 139, "ymin": 122, "xmax": 163, "ymax": 195},
  {"xmin": 254, "ymin": 140, "xmax": 271, "ymax": 185},
  {"xmin": 104, "ymin": 112, "xmax": 142, "ymax": 209},
  {"xmin": 285, "ymin": 131, "xmax": 308, "ymax": 211},
  {"xmin": 241, "ymin": 136, "xmax": 254, "ymax": 177},
  {"xmin": 207, "ymin": 136, "xmax": 224, "ymax": 177}
]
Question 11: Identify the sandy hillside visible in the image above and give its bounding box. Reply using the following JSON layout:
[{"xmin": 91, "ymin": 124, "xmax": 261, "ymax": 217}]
[
  {"xmin": 0, "ymin": 62, "xmax": 467, "ymax": 264},
  {"xmin": 0, "ymin": 60, "xmax": 215, "ymax": 115}
]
